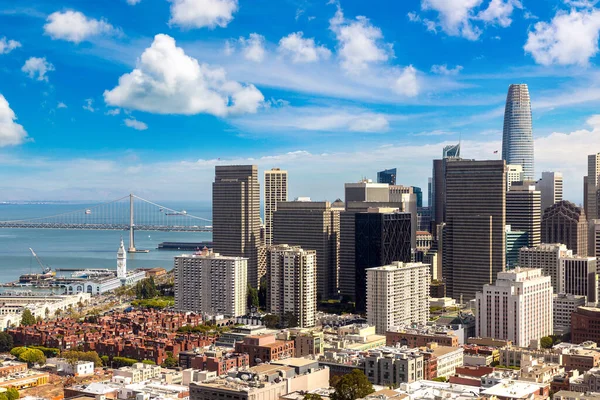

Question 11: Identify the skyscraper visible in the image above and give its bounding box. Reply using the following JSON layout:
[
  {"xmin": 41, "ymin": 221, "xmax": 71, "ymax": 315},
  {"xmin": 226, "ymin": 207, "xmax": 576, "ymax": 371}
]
[
  {"xmin": 443, "ymin": 144, "xmax": 461, "ymax": 158},
  {"xmin": 506, "ymin": 164, "xmax": 523, "ymax": 192},
  {"xmin": 502, "ymin": 84, "xmax": 534, "ymax": 180},
  {"xmin": 541, "ymin": 200, "xmax": 588, "ymax": 256},
  {"xmin": 264, "ymin": 168, "xmax": 288, "ymax": 246},
  {"xmin": 587, "ymin": 153, "xmax": 600, "ymax": 220},
  {"xmin": 537, "ymin": 171, "xmax": 563, "ymax": 212},
  {"xmin": 377, "ymin": 168, "xmax": 397, "ymax": 185},
  {"xmin": 212, "ymin": 165, "xmax": 261, "ymax": 287},
  {"xmin": 506, "ymin": 184, "xmax": 541, "ymax": 247},
  {"xmin": 443, "ymin": 160, "xmax": 507, "ymax": 300}
]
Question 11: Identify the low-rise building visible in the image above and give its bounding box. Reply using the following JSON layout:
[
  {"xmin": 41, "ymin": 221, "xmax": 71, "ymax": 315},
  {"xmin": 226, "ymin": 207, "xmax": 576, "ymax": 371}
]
[
  {"xmin": 364, "ymin": 347, "xmax": 424, "ymax": 387},
  {"xmin": 570, "ymin": 368, "xmax": 600, "ymax": 393},
  {"xmin": 572, "ymin": 307, "xmax": 600, "ymax": 344},
  {"xmin": 234, "ymin": 334, "xmax": 294, "ymax": 366},
  {"xmin": 112, "ymin": 363, "xmax": 162, "ymax": 384},
  {"xmin": 555, "ymin": 294, "xmax": 587, "ymax": 336},
  {"xmin": 47, "ymin": 358, "xmax": 94, "ymax": 376},
  {"xmin": 179, "ymin": 350, "xmax": 249, "ymax": 375},
  {"xmin": 386, "ymin": 326, "xmax": 460, "ymax": 348},
  {"xmin": 0, "ymin": 369, "xmax": 50, "ymax": 390},
  {"xmin": 422, "ymin": 343, "xmax": 464, "ymax": 379},
  {"xmin": 554, "ymin": 391, "xmax": 600, "ymax": 400},
  {"xmin": 324, "ymin": 324, "xmax": 386, "ymax": 352},
  {"xmin": 293, "ymin": 330, "xmax": 324, "ymax": 357},
  {"xmin": 481, "ymin": 380, "xmax": 550, "ymax": 399}
]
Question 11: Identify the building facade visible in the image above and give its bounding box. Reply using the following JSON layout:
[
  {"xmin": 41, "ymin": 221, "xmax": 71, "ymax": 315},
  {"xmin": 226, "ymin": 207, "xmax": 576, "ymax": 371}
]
[
  {"xmin": 519, "ymin": 243, "xmax": 572, "ymax": 293},
  {"xmin": 506, "ymin": 164, "xmax": 523, "ymax": 192},
  {"xmin": 554, "ymin": 294, "xmax": 586, "ymax": 336},
  {"xmin": 506, "ymin": 226, "xmax": 529, "ymax": 269},
  {"xmin": 572, "ymin": 307, "xmax": 600, "ymax": 344},
  {"xmin": 588, "ymin": 153, "xmax": 600, "ymax": 220},
  {"xmin": 264, "ymin": 168, "xmax": 288, "ymax": 247},
  {"xmin": 502, "ymin": 83, "xmax": 534, "ymax": 180},
  {"xmin": 377, "ymin": 168, "xmax": 397, "ymax": 185},
  {"xmin": 590, "ymin": 219, "xmax": 600, "ymax": 260},
  {"xmin": 542, "ymin": 201, "xmax": 588, "ymax": 256},
  {"xmin": 538, "ymin": 171, "xmax": 563, "ymax": 212},
  {"xmin": 559, "ymin": 256, "xmax": 597, "ymax": 302},
  {"xmin": 506, "ymin": 184, "xmax": 541, "ymax": 247}
]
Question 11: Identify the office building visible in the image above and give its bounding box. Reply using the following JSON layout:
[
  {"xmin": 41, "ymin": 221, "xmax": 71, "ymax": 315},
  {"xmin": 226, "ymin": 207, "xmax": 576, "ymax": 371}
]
[
  {"xmin": 506, "ymin": 226, "xmax": 528, "ymax": 269},
  {"xmin": 506, "ymin": 184, "xmax": 541, "ymax": 247},
  {"xmin": 554, "ymin": 294, "xmax": 586, "ymax": 336},
  {"xmin": 506, "ymin": 164, "xmax": 523, "ymax": 192},
  {"xmin": 272, "ymin": 200, "xmax": 339, "ymax": 300},
  {"xmin": 413, "ymin": 186, "xmax": 423, "ymax": 208},
  {"xmin": 537, "ymin": 171, "xmax": 563, "ymax": 212},
  {"xmin": 476, "ymin": 268, "xmax": 553, "ymax": 347},
  {"xmin": 559, "ymin": 256, "xmax": 597, "ymax": 302},
  {"xmin": 502, "ymin": 84, "xmax": 534, "ymax": 180},
  {"xmin": 519, "ymin": 243, "xmax": 572, "ymax": 293},
  {"xmin": 541, "ymin": 201, "xmax": 588, "ymax": 256},
  {"xmin": 264, "ymin": 168, "xmax": 288, "ymax": 246},
  {"xmin": 174, "ymin": 248, "xmax": 248, "ymax": 317},
  {"xmin": 572, "ymin": 307, "xmax": 600, "ymax": 344},
  {"xmin": 417, "ymin": 207, "xmax": 431, "ymax": 232},
  {"xmin": 389, "ymin": 185, "xmax": 417, "ymax": 248},
  {"xmin": 344, "ymin": 179, "xmax": 389, "ymax": 205},
  {"xmin": 212, "ymin": 165, "xmax": 261, "ymax": 287},
  {"xmin": 590, "ymin": 220, "xmax": 600, "ymax": 260},
  {"xmin": 588, "ymin": 153, "xmax": 600, "ymax": 220},
  {"xmin": 366, "ymin": 261, "xmax": 430, "ymax": 334},
  {"xmin": 431, "ymin": 145, "xmax": 462, "ymax": 229},
  {"xmin": 443, "ymin": 160, "xmax": 507, "ymax": 300},
  {"xmin": 443, "ymin": 143, "xmax": 461, "ymax": 158},
  {"xmin": 355, "ymin": 209, "xmax": 412, "ymax": 312},
  {"xmin": 377, "ymin": 168, "xmax": 396, "ymax": 185},
  {"xmin": 266, "ymin": 245, "xmax": 316, "ymax": 328}
]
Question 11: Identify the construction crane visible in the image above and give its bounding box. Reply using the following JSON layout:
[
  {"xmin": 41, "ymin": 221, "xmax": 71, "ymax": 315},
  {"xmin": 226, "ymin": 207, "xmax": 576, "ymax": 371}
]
[{"xmin": 29, "ymin": 248, "xmax": 52, "ymax": 274}]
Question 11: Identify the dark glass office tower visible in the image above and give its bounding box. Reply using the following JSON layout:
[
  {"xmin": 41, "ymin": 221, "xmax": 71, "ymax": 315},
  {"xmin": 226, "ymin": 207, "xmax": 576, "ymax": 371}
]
[{"xmin": 377, "ymin": 168, "xmax": 397, "ymax": 185}]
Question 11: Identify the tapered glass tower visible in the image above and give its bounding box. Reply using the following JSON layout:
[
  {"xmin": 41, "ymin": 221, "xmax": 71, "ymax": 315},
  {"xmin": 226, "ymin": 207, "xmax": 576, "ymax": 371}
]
[{"xmin": 502, "ymin": 84, "xmax": 534, "ymax": 180}]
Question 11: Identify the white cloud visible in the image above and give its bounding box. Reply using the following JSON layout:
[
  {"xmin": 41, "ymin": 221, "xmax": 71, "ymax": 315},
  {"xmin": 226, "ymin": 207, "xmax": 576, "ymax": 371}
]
[
  {"xmin": 394, "ymin": 65, "xmax": 420, "ymax": 97},
  {"xmin": 564, "ymin": 0, "xmax": 599, "ymax": 8},
  {"xmin": 477, "ymin": 0, "xmax": 522, "ymax": 27},
  {"xmin": 524, "ymin": 9, "xmax": 600, "ymax": 66},
  {"xmin": 44, "ymin": 10, "xmax": 117, "ymax": 43},
  {"xmin": 0, "ymin": 94, "xmax": 29, "ymax": 147},
  {"xmin": 57, "ymin": 102, "xmax": 67, "ymax": 109},
  {"xmin": 103, "ymin": 34, "xmax": 264, "ymax": 117},
  {"xmin": 83, "ymin": 99, "xmax": 96, "ymax": 112},
  {"xmin": 278, "ymin": 32, "xmax": 331, "ymax": 63},
  {"xmin": 421, "ymin": 0, "xmax": 483, "ymax": 40},
  {"xmin": 124, "ymin": 118, "xmax": 148, "ymax": 130},
  {"xmin": 127, "ymin": 0, "xmax": 142, "ymax": 5},
  {"xmin": 431, "ymin": 64, "xmax": 464, "ymax": 75},
  {"xmin": 105, "ymin": 108, "xmax": 121, "ymax": 116},
  {"xmin": 239, "ymin": 33, "xmax": 266, "ymax": 63},
  {"xmin": 0, "ymin": 37, "xmax": 21, "ymax": 54},
  {"xmin": 329, "ymin": 6, "xmax": 392, "ymax": 72},
  {"xmin": 169, "ymin": 0, "xmax": 238, "ymax": 29},
  {"xmin": 21, "ymin": 57, "xmax": 54, "ymax": 82}
]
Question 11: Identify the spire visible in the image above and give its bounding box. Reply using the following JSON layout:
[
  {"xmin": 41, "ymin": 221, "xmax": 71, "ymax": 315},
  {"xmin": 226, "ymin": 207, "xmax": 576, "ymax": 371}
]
[{"xmin": 117, "ymin": 236, "xmax": 127, "ymax": 279}]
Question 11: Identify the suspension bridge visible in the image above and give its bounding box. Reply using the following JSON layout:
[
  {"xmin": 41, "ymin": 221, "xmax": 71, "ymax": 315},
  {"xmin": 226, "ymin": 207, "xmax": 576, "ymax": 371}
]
[{"xmin": 0, "ymin": 194, "xmax": 212, "ymax": 252}]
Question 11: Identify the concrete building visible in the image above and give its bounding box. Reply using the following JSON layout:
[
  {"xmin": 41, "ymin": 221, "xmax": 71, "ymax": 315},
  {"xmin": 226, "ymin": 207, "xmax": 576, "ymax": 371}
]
[
  {"xmin": 272, "ymin": 200, "xmax": 339, "ymax": 300},
  {"xmin": 112, "ymin": 363, "xmax": 162, "ymax": 384},
  {"xmin": 0, "ymin": 292, "xmax": 91, "ymax": 324},
  {"xmin": 355, "ymin": 209, "xmax": 412, "ymax": 311},
  {"xmin": 559, "ymin": 256, "xmax": 597, "ymax": 302},
  {"xmin": 506, "ymin": 164, "xmax": 523, "ymax": 192},
  {"xmin": 264, "ymin": 168, "xmax": 288, "ymax": 246},
  {"xmin": 345, "ymin": 180, "xmax": 390, "ymax": 205},
  {"xmin": 174, "ymin": 248, "xmax": 248, "ymax": 317},
  {"xmin": 377, "ymin": 168, "xmax": 397, "ymax": 185},
  {"xmin": 590, "ymin": 219, "xmax": 600, "ymax": 260},
  {"xmin": 212, "ymin": 165, "xmax": 261, "ymax": 287},
  {"xmin": 366, "ymin": 261, "xmax": 430, "ymax": 334},
  {"xmin": 554, "ymin": 294, "xmax": 586, "ymax": 336},
  {"xmin": 542, "ymin": 201, "xmax": 588, "ymax": 256},
  {"xmin": 443, "ymin": 159, "xmax": 507, "ymax": 300},
  {"xmin": 519, "ymin": 243, "xmax": 571, "ymax": 293},
  {"xmin": 538, "ymin": 171, "xmax": 563, "ymax": 212},
  {"xmin": 234, "ymin": 334, "xmax": 295, "ymax": 366},
  {"xmin": 588, "ymin": 153, "xmax": 600, "ymax": 220},
  {"xmin": 266, "ymin": 245, "xmax": 317, "ymax": 328},
  {"xmin": 572, "ymin": 307, "xmax": 600, "ymax": 344},
  {"xmin": 386, "ymin": 327, "xmax": 460, "ymax": 348},
  {"xmin": 427, "ymin": 343, "xmax": 465, "ymax": 379},
  {"xmin": 389, "ymin": 185, "xmax": 418, "ymax": 249},
  {"xmin": 364, "ymin": 347, "xmax": 424, "ymax": 386},
  {"xmin": 476, "ymin": 268, "xmax": 553, "ymax": 347},
  {"xmin": 506, "ymin": 226, "xmax": 529, "ymax": 269},
  {"xmin": 48, "ymin": 358, "xmax": 94, "ymax": 376},
  {"xmin": 506, "ymin": 184, "xmax": 541, "ymax": 247},
  {"xmin": 502, "ymin": 84, "xmax": 534, "ymax": 180}
]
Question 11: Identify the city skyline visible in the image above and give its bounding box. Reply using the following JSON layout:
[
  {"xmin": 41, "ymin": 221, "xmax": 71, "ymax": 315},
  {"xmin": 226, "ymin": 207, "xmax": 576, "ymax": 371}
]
[{"xmin": 0, "ymin": 1, "xmax": 600, "ymax": 202}]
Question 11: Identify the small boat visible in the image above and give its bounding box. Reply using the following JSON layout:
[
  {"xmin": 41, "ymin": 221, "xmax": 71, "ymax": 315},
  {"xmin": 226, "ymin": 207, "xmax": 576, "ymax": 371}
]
[{"xmin": 85, "ymin": 209, "xmax": 91, "ymax": 214}]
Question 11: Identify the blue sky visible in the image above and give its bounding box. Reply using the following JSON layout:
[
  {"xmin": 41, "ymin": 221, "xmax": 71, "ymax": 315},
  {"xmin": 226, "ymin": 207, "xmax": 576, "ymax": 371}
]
[{"xmin": 0, "ymin": 0, "xmax": 599, "ymax": 203}]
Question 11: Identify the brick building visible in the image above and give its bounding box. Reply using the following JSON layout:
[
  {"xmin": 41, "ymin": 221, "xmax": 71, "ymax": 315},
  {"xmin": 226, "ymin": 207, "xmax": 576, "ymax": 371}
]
[{"xmin": 234, "ymin": 334, "xmax": 294, "ymax": 366}]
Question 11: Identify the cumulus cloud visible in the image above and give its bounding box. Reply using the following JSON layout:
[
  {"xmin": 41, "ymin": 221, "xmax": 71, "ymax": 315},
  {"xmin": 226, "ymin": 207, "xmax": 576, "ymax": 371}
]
[
  {"xmin": 103, "ymin": 34, "xmax": 264, "ymax": 117},
  {"xmin": 0, "ymin": 37, "xmax": 21, "ymax": 54},
  {"xmin": 105, "ymin": 108, "xmax": 121, "ymax": 116},
  {"xmin": 21, "ymin": 57, "xmax": 54, "ymax": 82},
  {"xmin": 44, "ymin": 10, "xmax": 117, "ymax": 43},
  {"xmin": 0, "ymin": 94, "xmax": 29, "ymax": 147},
  {"xmin": 524, "ymin": 8, "xmax": 600, "ymax": 66},
  {"xmin": 477, "ymin": 0, "xmax": 522, "ymax": 27},
  {"xmin": 394, "ymin": 66, "xmax": 419, "ymax": 97},
  {"xmin": 169, "ymin": 0, "xmax": 238, "ymax": 29},
  {"xmin": 329, "ymin": 6, "xmax": 392, "ymax": 72},
  {"xmin": 57, "ymin": 102, "xmax": 67, "ymax": 109},
  {"xmin": 431, "ymin": 64, "xmax": 464, "ymax": 75},
  {"xmin": 238, "ymin": 33, "xmax": 266, "ymax": 62},
  {"xmin": 83, "ymin": 99, "xmax": 96, "ymax": 112},
  {"xmin": 421, "ymin": 0, "xmax": 483, "ymax": 40},
  {"xmin": 278, "ymin": 32, "xmax": 331, "ymax": 63},
  {"xmin": 124, "ymin": 118, "xmax": 148, "ymax": 130}
]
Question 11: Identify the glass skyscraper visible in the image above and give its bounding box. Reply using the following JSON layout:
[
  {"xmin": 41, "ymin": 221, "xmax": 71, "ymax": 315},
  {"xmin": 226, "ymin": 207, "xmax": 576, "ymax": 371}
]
[
  {"xmin": 377, "ymin": 168, "xmax": 397, "ymax": 185},
  {"xmin": 502, "ymin": 84, "xmax": 534, "ymax": 180}
]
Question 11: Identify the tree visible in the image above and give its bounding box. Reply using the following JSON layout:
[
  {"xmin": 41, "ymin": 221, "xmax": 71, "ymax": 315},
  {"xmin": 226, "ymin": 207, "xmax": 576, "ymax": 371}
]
[
  {"xmin": 247, "ymin": 284, "xmax": 259, "ymax": 309},
  {"xmin": 20, "ymin": 309, "xmax": 36, "ymax": 326},
  {"xmin": 0, "ymin": 332, "xmax": 13, "ymax": 352},
  {"xmin": 304, "ymin": 394, "xmax": 323, "ymax": 400},
  {"xmin": 142, "ymin": 360, "xmax": 156, "ymax": 365},
  {"xmin": 135, "ymin": 277, "xmax": 159, "ymax": 300},
  {"xmin": 283, "ymin": 311, "xmax": 298, "ymax": 328},
  {"xmin": 18, "ymin": 348, "xmax": 46, "ymax": 366},
  {"xmin": 101, "ymin": 355, "xmax": 109, "ymax": 365},
  {"xmin": 0, "ymin": 392, "xmax": 8, "ymax": 400},
  {"xmin": 330, "ymin": 369, "xmax": 374, "ymax": 400},
  {"xmin": 263, "ymin": 314, "xmax": 279, "ymax": 329},
  {"xmin": 540, "ymin": 336, "xmax": 553, "ymax": 349},
  {"xmin": 162, "ymin": 351, "xmax": 178, "ymax": 368},
  {"xmin": 258, "ymin": 277, "xmax": 267, "ymax": 310},
  {"xmin": 5, "ymin": 388, "xmax": 19, "ymax": 400},
  {"xmin": 62, "ymin": 350, "xmax": 103, "ymax": 367},
  {"xmin": 10, "ymin": 347, "xmax": 26, "ymax": 357}
]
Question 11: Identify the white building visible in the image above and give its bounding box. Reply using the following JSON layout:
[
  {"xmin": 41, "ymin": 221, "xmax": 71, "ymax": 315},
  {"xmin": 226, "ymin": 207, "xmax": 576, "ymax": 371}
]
[
  {"xmin": 264, "ymin": 168, "xmax": 288, "ymax": 246},
  {"xmin": 537, "ymin": 171, "xmax": 563, "ymax": 212},
  {"xmin": 174, "ymin": 248, "xmax": 247, "ymax": 317},
  {"xmin": 0, "ymin": 292, "xmax": 91, "ymax": 322},
  {"xmin": 554, "ymin": 293, "xmax": 586, "ymax": 336},
  {"xmin": 519, "ymin": 243, "xmax": 572, "ymax": 292},
  {"xmin": 476, "ymin": 268, "xmax": 553, "ymax": 348},
  {"xmin": 366, "ymin": 261, "xmax": 430, "ymax": 334},
  {"xmin": 559, "ymin": 255, "xmax": 598, "ymax": 302},
  {"xmin": 267, "ymin": 244, "xmax": 317, "ymax": 328},
  {"xmin": 48, "ymin": 358, "xmax": 94, "ymax": 376},
  {"xmin": 429, "ymin": 344, "xmax": 464, "ymax": 379},
  {"xmin": 112, "ymin": 363, "xmax": 162, "ymax": 384},
  {"xmin": 506, "ymin": 164, "xmax": 524, "ymax": 192}
]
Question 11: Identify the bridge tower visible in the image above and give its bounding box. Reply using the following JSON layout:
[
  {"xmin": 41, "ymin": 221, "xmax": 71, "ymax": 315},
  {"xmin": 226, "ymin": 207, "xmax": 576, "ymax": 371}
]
[{"xmin": 128, "ymin": 193, "xmax": 136, "ymax": 253}]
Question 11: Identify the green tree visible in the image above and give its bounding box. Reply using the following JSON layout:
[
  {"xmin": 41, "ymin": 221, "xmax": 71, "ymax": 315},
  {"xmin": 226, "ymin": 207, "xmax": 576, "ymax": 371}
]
[
  {"xmin": 247, "ymin": 284, "xmax": 259, "ymax": 309},
  {"xmin": 304, "ymin": 394, "xmax": 323, "ymax": 400},
  {"xmin": 5, "ymin": 387, "xmax": 19, "ymax": 400},
  {"xmin": 0, "ymin": 332, "xmax": 14, "ymax": 352},
  {"xmin": 18, "ymin": 348, "xmax": 46, "ymax": 366},
  {"xmin": 10, "ymin": 347, "xmax": 26, "ymax": 357},
  {"xmin": 263, "ymin": 314, "xmax": 279, "ymax": 329},
  {"xmin": 540, "ymin": 336, "xmax": 553, "ymax": 349},
  {"xmin": 330, "ymin": 369, "xmax": 374, "ymax": 400},
  {"xmin": 112, "ymin": 357, "xmax": 138, "ymax": 367},
  {"xmin": 101, "ymin": 355, "xmax": 109, "ymax": 365},
  {"xmin": 142, "ymin": 360, "xmax": 156, "ymax": 365},
  {"xmin": 20, "ymin": 309, "xmax": 36, "ymax": 326},
  {"xmin": 432, "ymin": 376, "xmax": 447, "ymax": 382},
  {"xmin": 283, "ymin": 311, "xmax": 298, "ymax": 328},
  {"xmin": 62, "ymin": 350, "xmax": 103, "ymax": 367},
  {"xmin": 0, "ymin": 392, "xmax": 8, "ymax": 400},
  {"xmin": 135, "ymin": 277, "xmax": 159, "ymax": 300},
  {"xmin": 162, "ymin": 351, "xmax": 178, "ymax": 368}
]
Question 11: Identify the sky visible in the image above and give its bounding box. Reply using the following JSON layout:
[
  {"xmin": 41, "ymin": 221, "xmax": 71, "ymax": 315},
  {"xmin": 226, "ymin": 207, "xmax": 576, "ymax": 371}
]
[{"xmin": 0, "ymin": 0, "xmax": 600, "ymax": 204}]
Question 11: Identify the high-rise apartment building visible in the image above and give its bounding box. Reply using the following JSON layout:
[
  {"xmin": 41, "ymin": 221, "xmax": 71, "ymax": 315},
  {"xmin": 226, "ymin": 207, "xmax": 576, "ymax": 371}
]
[
  {"xmin": 272, "ymin": 200, "xmax": 339, "ymax": 300},
  {"xmin": 506, "ymin": 164, "xmax": 523, "ymax": 192},
  {"xmin": 476, "ymin": 268, "xmax": 553, "ymax": 348},
  {"xmin": 541, "ymin": 201, "xmax": 588, "ymax": 256},
  {"xmin": 559, "ymin": 256, "xmax": 597, "ymax": 302},
  {"xmin": 377, "ymin": 168, "xmax": 397, "ymax": 185},
  {"xmin": 354, "ymin": 208, "xmax": 412, "ymax": 312},
  {"xmin": 264, "ymin": 168, "xmax": 288, "ymax": 247},
  {"xmin": 212, "ymin": 165, "xmax": 261, "ymax": 287},
  {"xmin": 266, "ymin": 244, "xmax": 317, "ymax": 328},
  {"xmin": 506, "ymin": 184, "xmax": 541, "ymax": 247},
  {"xmin": 443, "ymin": 160, "xmax": 507, "ymax": 300},
  {"xmin": 502, "ymin": 84, "xmax": 534, "ymax": 180},
  {"xmin": 174, "ymin": 248, "xmax": 248, "ymax": 317},
  {"xmin": 519, "ymin": 243, "xmax": 572, "ymax": 292},
  {"xmin": 537, "ymin": 171, "xmax": 563, "ymax": 212},
  {"xmin": 587, "ymin": 153, "xmax": 600, "ymax": 220},
  {"xmin": 366, "ymin": 261, "xmax": 430, "ymax": 334}
]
